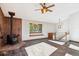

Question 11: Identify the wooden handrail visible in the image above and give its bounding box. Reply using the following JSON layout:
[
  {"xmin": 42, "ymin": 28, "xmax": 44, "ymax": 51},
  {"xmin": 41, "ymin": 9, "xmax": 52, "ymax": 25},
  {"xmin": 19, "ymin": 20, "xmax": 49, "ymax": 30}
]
[{"xmin": 58, "ymin": 32, "xmax": 69, "ymax": 40}]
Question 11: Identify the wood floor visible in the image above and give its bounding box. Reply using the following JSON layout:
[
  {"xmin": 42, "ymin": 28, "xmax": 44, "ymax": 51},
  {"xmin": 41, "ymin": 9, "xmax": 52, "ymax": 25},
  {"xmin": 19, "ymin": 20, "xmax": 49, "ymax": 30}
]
[{"xmin": 0, "ymin": 39, "xmax": 79, "ymax": 56}]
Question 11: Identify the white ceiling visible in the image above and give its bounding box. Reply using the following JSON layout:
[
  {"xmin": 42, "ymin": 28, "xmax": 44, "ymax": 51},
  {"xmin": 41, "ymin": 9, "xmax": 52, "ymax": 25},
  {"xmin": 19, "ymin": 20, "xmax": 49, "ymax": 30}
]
[{"xmin": 0, "ymin": 3, "xmax": 79, "ymax": 23}]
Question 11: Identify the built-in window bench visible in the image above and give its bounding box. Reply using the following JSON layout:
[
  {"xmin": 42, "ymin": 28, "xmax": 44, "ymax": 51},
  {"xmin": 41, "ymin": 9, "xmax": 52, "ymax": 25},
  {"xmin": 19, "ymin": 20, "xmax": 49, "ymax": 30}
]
[{"xmin": 29, "ymin": 33, "xmax": 47, "ymax": 40}]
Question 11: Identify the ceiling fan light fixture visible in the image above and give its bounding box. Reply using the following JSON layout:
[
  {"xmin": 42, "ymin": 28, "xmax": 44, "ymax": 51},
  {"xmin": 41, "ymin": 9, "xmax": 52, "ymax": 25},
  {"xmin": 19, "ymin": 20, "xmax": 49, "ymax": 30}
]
[{"xmin": 35, "ymin": 3, "xmax": 55, "ymax": 14}]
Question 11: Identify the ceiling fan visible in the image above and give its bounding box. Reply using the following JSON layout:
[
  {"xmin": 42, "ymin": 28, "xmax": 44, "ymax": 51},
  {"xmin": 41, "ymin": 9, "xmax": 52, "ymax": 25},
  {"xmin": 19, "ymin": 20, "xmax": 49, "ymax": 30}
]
[{"xmin": 35, "ymin": 3, "xmax": 55, "ymax": 14}]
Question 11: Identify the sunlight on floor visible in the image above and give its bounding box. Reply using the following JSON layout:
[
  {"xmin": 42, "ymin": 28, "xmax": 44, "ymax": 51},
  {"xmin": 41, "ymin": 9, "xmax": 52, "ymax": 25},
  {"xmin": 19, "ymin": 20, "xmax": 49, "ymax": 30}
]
[{"xmin": 25, "ymin": 42, "xmax": 57, "ymax": 56}]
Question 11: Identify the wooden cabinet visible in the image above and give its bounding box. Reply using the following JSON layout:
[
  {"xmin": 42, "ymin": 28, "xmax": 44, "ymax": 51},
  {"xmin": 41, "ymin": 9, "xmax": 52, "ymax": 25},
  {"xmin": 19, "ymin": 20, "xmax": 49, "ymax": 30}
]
[{"xmin": 48, "ymin": 33, "xmax": 53, "ymax": 40}]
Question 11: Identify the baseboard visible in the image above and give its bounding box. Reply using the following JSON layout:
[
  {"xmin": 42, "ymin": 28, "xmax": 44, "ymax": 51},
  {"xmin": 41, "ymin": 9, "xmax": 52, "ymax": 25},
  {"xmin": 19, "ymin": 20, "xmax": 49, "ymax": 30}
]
[
  {"xmin": 29, "ymin": 36, "xmax": 48, "ymax": 40},
  {"xmin": 69, "ymin": 40, "xmax": 79, "ymax": 43},
  {"xmin": 23, "ymin": 37, "xmax": 48, "ymax": 42},
  {"xmin": 30, "ymin": 37, "xmax": 48, "ymax": 40}
]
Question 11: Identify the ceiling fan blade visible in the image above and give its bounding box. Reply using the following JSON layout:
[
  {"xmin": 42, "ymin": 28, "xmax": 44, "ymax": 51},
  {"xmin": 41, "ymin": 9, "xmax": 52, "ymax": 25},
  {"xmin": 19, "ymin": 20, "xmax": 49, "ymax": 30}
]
[
  {"xmin": 47, "ymin": 4, "xmax": 55, "ymax": 8},
  {"xmin": 48, "ymin": 9, "xmax": 53, "ymax": 12},
  {"xmin": 40, "ymin": 3, "xmax": 44, "ymax": 7}
]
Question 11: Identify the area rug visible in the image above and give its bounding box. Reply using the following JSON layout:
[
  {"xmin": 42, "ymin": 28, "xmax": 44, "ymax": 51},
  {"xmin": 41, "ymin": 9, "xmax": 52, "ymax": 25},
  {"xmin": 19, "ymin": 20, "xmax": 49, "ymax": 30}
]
[
  {"xmin": 49, "ymin": 40, "xmax": 65, "ymax": 45},
  {"xmin": 25, "ymin": 42, "xmax": 57, "ymax": 56},
  {"xmin": 65, "ymin": 53, "xmax": 72, "ymax": 56},
  {"xmin": 69, "ymin": 44, "xmax": 79, "ymax": 51}
]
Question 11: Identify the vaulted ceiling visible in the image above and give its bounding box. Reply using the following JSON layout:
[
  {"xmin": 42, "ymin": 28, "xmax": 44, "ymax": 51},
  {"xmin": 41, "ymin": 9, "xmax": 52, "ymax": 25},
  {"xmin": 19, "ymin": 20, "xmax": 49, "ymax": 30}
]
[{"xmin": 0, "ymin": 3, "xmax": 79, "ymax": 23}]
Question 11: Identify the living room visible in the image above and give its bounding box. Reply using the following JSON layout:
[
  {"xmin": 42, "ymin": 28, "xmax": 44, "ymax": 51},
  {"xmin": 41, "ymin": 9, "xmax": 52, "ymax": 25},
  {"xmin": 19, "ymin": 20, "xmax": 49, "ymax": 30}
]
[{"xmin": 0, "ymin": 3, "xmax": 79, "ymax": 56}]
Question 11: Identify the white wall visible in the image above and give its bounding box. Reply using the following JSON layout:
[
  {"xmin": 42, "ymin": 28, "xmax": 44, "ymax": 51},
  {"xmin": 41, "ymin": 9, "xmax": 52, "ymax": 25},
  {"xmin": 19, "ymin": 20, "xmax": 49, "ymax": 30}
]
[
  {"xmin": 22, "ymin": 19, "xmax": 29, "ymax": 41},
  {"xmin": 22, "ymin": 20, "xmax": 56, "ymax": 41},
  {"xmin": 22, "ymin": 11, "xmax": 79, "ymax": 41},
  {"xmin": 56, "ymin": 11, "xmax": 79, "ymax": 42},
  {"xmin": 69, "ymin": 11, "xmax": 79, "ymax": 42},
  {"xmin": 42, "ymin": 22, "xmax": 56, "ymax": 36}
]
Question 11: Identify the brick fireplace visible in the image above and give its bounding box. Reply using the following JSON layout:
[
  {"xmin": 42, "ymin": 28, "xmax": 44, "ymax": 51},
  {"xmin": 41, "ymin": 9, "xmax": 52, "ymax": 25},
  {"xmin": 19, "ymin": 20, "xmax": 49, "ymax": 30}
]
[
  {"xmin": 0, "ymin": 7, "xmax": 25, "ymax": 55},
  {"xmin": 0, "ymin": 8, "xmax": 22, "ymax": 47}
]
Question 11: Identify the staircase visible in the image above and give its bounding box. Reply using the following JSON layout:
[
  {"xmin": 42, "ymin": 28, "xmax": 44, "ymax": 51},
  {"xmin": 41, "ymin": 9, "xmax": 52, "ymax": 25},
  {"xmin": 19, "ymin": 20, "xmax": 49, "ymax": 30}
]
[{"xmin": 56, "ymin": 32, "xmax": 69, "ymax": 42}]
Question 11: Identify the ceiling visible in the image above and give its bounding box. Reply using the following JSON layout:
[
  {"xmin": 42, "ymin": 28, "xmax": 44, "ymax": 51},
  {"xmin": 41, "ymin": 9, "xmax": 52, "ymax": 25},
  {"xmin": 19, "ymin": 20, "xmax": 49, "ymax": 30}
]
[{"xmin": 0, "ymin": 3, "xmax": 79, "ymax": 23}]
